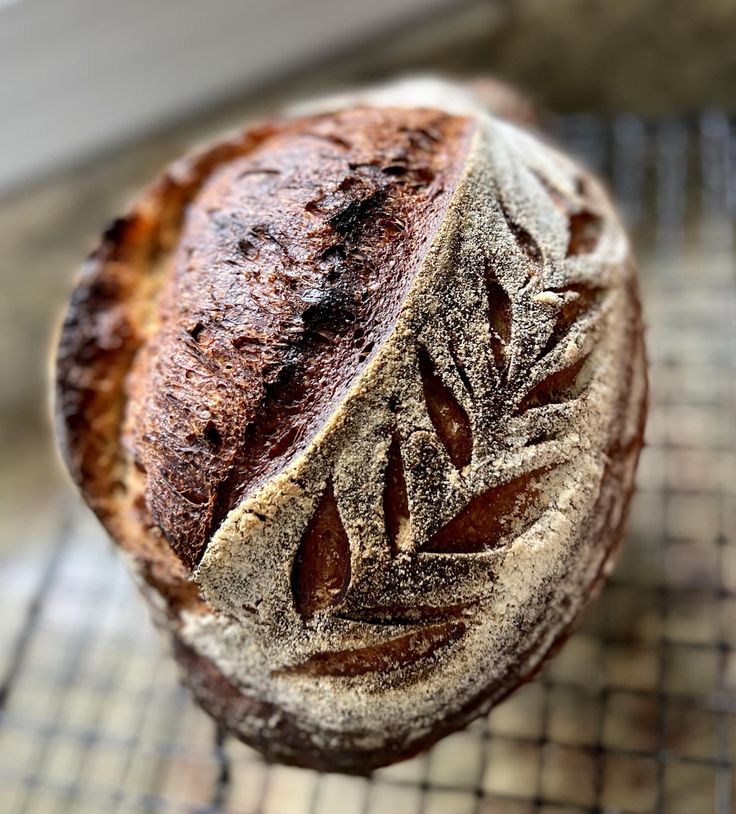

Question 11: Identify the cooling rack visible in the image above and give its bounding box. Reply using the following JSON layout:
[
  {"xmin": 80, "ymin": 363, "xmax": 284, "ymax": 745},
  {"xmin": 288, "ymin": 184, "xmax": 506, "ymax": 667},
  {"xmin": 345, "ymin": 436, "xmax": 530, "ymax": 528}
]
[{"xmin": 1, "ymin": 113, "xmax": 734, "ymax": 814}]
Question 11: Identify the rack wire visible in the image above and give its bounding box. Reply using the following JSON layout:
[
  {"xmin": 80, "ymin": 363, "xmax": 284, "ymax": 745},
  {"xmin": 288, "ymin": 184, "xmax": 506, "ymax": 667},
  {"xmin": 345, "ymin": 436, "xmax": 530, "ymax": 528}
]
[{"xmin": 1, "ymin": 113, "xmax": 735, "ymax": 814}]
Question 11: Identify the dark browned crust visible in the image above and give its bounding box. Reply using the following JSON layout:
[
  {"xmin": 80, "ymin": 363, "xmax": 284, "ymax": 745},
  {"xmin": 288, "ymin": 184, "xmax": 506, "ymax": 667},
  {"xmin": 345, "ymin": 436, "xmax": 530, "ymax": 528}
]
[
  {"xmin": 123, "ymin": 109, "xmax": 472, "ymax": 568},
  {"xmin": 55, "ymin": 123, "xmax": 285, "ymax": 594},
  {"xmin": 55, "ymin": 109, "xmax": 472, "ymax": 574}
]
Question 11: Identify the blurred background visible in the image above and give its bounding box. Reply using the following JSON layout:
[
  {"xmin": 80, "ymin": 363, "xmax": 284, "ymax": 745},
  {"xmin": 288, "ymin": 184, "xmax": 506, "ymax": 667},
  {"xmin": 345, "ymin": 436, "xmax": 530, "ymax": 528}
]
[{"xmin": 1, "ymin": 1, "xmax": 735, "ymax": 812}]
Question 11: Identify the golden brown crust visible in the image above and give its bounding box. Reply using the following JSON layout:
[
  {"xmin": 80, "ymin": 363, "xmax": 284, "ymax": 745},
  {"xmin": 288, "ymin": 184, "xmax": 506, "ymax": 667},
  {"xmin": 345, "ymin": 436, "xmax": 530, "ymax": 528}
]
[
  {"xmin": 56, "ymin": 135, "xmax": 266, "ymax": 508},
  {"xmin": 55, "ymin": 77, "xmax": 647, "ymax": 773},
  {"xmin": 55, "ymin": 125, "xmax": 282, "ymax": 592}
]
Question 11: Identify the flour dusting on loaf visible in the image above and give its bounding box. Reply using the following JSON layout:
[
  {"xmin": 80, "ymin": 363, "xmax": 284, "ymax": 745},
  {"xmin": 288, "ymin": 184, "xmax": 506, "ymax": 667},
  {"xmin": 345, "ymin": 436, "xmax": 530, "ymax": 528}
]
[{"xmin": 55, "ymin": 77, "xmax": 646, "ymax": 773}]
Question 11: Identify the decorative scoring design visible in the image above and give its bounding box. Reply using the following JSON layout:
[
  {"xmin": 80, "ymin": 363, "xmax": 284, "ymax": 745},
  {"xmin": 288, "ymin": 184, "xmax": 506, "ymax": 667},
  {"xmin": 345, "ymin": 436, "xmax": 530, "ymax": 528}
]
[
  {"xmin": 289, "ymin": 175, "xmax": 609, "ymax": 621},
  {"xmin": 484, "ymin": 265, "xmax": 514, "ymax": 382},
  {"xmin": 279, "ymin": 620, "xmax": 465, "ymax": 677},
  {"xmin": 182, "ymin": 102, "xmax": 646, "ymax": 772},
  {"xmin": 421, "ymin": 466, "xmax": 550, "ymax": 554},
  {"xmin": 383, "ymin": 436, "xmax": 411, "ymax": 558}
]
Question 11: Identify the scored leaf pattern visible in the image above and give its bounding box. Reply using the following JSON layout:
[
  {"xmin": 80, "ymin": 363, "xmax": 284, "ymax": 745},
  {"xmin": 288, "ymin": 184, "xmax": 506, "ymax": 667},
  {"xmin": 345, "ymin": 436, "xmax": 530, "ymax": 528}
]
[
  {"xmin": 500, "ymin": 204, "xmax": 544, "ymax": 269},
  {"xmin": 536, "ymin": 284, "xmax": 601, "ymax": 360},
  {"xmin": 383, "ymin": 436, "xmax": 411, "ymax": 557},
  {"xmin": 279, "ymin": 620, "xmax": 465, "ymax": 677},
  {"xmin": 516, "ymin": 353, "xmax": 591, "ymax": 413},
  {"xmin": 530, "ymin": 169, "xmax": 605, "ymax": 260},
  {"xmin": 566, "ymin": 210, "xmax": 604, "ymax": 257},
  {"xmin": 485, "ymin": 265, "xmax": 513, "ymax": 381},
  {"xmin": 289, "ymin": 181, "xmax": 605, "ymax": 626}
]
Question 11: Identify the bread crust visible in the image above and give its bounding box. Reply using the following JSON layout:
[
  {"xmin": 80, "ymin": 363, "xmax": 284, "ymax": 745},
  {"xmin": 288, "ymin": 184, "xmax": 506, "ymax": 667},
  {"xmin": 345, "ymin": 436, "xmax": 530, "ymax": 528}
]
[
  {"xmin": 123, "ymin": 108, "xmax": 473, "ymax": 568},
  {"xmin": 55, "ymin": 78, "xmax": 647, "ymax": 773}
]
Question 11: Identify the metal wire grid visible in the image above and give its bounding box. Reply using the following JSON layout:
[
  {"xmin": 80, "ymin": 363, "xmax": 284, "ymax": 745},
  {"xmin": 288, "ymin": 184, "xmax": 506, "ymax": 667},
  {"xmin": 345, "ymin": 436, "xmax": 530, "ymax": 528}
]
[{"xmin": 1, "ymin": 114, "xmax": 735, "ymax": 814}]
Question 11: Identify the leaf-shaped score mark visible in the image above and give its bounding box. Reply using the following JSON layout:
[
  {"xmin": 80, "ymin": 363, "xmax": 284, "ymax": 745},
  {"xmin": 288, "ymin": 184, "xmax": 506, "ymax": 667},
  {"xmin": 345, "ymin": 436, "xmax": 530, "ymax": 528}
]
[
  {"xmin": 566, "ymin": 210, "xmax": 604, "ymax": 257},
  {"xmin": 516, "ymin": 353, "xmax": 591, "ymax": 413},
  {"xmin": 485, "ymin": 266, "xmax": 513, "ymax": 380},
  {"xmin": 530, "ymin": 171, "xmax": 604, "ymax": 258},
  {"xmin": 291, "ymin": 481, "xmax": 351, "ymax": 619},
  {"xmin": 421, "ymin": 467, "xmax": 549, "ymax": 554},
  {"xmin": 277, "ymin": 620, "xmax": 465, "ymax": 677},
  {"xmin": 537, "ymin": 284, "xmax": 601, "ymax": 360},
  {"xmin": 500, "ymin": 205, "xmax": 544, "ymax": 268},
  {"xmin": 418, "ymin": 346, "xmax": 473, "ymax": 469},
  {"xmin": 384, "ymin": 437, "xmax": 411, "ymax": 556}
]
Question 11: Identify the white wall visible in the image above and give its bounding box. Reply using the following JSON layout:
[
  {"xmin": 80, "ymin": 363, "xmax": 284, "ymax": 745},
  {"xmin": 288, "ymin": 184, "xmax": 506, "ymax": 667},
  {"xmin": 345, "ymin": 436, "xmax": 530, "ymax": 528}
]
[{"xmin": 0, "ymin": 0, "xmax": 452, "ymax": 194}]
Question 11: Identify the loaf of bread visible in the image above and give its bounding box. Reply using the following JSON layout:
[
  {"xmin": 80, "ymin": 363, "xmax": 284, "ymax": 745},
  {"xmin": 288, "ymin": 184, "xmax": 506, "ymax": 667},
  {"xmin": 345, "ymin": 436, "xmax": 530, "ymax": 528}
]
[{"xmin": 55, "ymin": 78, "xmax": 646, "ymax": 773}]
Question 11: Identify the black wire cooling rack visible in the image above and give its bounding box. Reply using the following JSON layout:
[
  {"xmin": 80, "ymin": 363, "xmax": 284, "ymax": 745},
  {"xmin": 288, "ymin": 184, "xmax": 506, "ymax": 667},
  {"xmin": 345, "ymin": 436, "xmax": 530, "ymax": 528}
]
[{"xmin": 1, "ymin": 113, "xmax": 735, "ymax": 814}]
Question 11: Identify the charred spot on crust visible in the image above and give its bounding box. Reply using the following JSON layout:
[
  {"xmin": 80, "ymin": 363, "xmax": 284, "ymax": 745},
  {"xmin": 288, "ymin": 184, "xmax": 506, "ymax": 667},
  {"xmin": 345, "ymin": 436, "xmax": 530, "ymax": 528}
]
[
  {"xmin": 90, "ymin": 214, "xmax": 146, "ymax": 263},
  {"xmin": 301, "ymin": 287, "xmax": 356, "ymax": 338},
  {"xmin": 328, "ymin": 189, "xmax": 387, "ymax": 237},
  {"xmin": 202, "ymin": 421, "xmax": 222, "ymax": 448},
  {"xmin": 187, "ymin": 322, "xmax": 205, "ymax": 342},
  {"xmin": 124, "ymin": 108, "xmax": 473, "ymax": 567}
]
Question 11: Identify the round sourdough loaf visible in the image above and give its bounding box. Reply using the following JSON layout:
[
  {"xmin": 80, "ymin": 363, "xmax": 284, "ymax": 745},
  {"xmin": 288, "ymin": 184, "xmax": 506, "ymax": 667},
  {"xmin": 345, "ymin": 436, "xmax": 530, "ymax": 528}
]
[{"xmin": 55, "ymin": 78, "xmax": 647, "ymax": 773}]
